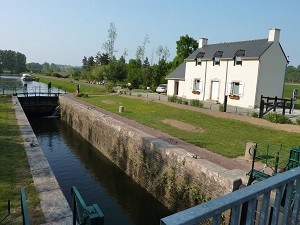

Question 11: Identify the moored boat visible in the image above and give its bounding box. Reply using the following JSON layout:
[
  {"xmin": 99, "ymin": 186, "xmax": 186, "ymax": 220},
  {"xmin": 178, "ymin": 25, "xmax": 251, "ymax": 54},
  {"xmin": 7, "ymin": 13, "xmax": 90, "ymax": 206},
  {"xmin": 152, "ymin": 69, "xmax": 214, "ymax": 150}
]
[{"xmin": 21, "ymin": 73, "xmax": 35, "ymax": 81}]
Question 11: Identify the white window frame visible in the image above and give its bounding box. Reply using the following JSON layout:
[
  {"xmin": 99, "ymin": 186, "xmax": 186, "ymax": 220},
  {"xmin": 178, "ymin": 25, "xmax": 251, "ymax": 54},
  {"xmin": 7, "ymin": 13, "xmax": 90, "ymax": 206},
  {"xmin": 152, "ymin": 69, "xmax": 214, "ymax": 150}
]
[
  {"xmin": 226, "ymin": 81, "xmax": 244, "ymax": 96},
  {"xmin": 191, "ymin": 78, "xmax": 203, "ymax": 91}
]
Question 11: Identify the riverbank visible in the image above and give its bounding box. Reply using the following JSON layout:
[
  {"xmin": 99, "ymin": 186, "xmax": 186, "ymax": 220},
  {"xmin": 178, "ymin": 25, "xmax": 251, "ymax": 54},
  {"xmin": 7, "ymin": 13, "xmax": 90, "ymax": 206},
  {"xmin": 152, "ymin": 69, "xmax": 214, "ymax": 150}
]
[{"xmin": 0, "ymin": 95, "xmax": 45, "ymax": 224}]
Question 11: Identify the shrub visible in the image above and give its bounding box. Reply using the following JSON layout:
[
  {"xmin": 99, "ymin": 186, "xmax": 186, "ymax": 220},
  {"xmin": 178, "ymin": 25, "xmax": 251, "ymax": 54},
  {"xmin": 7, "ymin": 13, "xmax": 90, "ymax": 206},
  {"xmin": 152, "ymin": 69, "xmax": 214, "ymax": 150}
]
[
  {"xmin": 168, "ymin": 95, "xmax": 178, "ymax": 103},
  {"xmin": 251, "ymin": 112, "xmax": 259, "ymax": 118},
  {"xmin": 263, "ymin": 113, "xmax": 293, "ymax": 124},
  {"xmin": 219, "ymin": 104, "xmax": 224, "ymax": 112},
  {"xmin": 183, "ymin": 100, "xmax": 189, "ymax": 105},
  {"xmin": 296, "ymin": 118, "xmax": 300, "ymax": 125},
  {"xmin": 177, "ymin": 98, "xmax": 183, "ymax": 104},
  {"xmin": 190, "ymin": 99, "xmax": 203, "ymax": 107},
  {"xmin": 104, "ymin": 82, "xmax": 115, "ymax": 94},
  {"xmin": 77, "ymin": 92, "xmax": 88, "ymax": 98}
]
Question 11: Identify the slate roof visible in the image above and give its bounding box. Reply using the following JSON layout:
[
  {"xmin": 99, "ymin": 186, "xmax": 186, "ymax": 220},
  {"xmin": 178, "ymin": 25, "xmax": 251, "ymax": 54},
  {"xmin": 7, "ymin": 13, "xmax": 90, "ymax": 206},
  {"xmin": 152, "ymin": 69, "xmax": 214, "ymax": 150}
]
[
  {"xmin": 166, "ymin": 62, "xmax": 186, "ymax": 80},
  {"xmin": 186, "ymin": 38, "xmax": 273, "ymax": 60}
]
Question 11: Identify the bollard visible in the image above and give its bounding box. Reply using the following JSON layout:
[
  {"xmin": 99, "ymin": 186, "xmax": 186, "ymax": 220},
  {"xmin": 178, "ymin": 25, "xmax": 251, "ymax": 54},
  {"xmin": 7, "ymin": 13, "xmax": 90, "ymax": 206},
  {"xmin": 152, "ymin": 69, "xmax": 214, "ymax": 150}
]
[
  {"xmin": 245, "ymin": 142, "xmax": 256, "ymax": 160},
  {"xmin": 119, "ymin": 106, "xmax": 124, "ymax": 113}
]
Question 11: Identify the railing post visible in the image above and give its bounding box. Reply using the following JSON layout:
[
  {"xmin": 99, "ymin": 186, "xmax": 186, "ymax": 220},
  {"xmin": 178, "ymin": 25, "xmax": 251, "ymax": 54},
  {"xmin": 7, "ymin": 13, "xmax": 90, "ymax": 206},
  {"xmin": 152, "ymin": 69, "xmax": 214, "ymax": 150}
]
[
  {"xmin": 273, "ymin": 96, "xmax": 277, "ymax": 112},
  {"xmin": 21, "ymin": 189, "xmax": 30, "ymax": 225},
  {"xmin": 259, "ymin": 99, "xmax": 264, "ymax": 118}
]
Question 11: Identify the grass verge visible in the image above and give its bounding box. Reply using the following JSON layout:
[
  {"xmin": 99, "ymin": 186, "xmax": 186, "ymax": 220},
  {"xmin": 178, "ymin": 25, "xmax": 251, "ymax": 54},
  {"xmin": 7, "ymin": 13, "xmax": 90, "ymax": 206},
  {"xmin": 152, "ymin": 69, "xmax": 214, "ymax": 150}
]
[
  {"xmin": 82, "ymin": 95, "xmax": 300, "ymax": 158},
  {"xmin": 34, "ymin": 74, "xmax": 106, "ymax": 95},
  {"xmin": 0, "ymin": 95, "xmax": 45, "ymax": 224}
]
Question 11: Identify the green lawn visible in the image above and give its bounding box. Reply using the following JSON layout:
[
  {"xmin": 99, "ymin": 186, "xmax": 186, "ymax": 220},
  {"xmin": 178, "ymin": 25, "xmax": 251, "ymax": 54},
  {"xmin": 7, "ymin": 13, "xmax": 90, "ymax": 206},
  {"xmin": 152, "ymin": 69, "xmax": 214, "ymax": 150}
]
[
  {"xmin": 0, "ymin": 96, "xmax": 45, "ymax": 224},
  {"xmin": 34, "ymin": 74, "xmax": 106, "ymax": 95},
  {"xmin": 283, "ymin": 83, "xmax": 300, "ymax": 108},
  {"xmin": 82, "ymin": 95, "xmax": 300, "ymax": 158}
]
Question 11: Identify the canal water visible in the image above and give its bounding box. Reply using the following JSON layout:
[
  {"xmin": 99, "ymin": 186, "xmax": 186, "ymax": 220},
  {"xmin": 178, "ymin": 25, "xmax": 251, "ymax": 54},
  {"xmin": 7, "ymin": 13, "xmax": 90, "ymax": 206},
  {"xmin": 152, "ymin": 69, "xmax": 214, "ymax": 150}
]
[
  {"xmin": 0, "ymin": 74, "xmax": 61, "ymax": 94},
  {"xmin": 27, "ymin": 116, "xmax": 172, "ymax": 225}
]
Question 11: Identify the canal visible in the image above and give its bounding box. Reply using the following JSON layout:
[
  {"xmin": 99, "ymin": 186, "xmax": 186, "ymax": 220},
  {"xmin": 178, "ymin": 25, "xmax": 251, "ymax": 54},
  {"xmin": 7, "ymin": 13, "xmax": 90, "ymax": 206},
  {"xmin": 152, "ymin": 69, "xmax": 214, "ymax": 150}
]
[{"xmin": 27, "ymin": 116, "xmax": 172, "ymax": 225}]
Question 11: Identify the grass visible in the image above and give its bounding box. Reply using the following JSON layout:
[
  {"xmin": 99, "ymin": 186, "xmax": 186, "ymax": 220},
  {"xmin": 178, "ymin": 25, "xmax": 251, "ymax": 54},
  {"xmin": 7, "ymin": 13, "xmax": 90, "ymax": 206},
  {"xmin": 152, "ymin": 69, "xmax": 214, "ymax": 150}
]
[
  {"xmin": 82, "ymin": 95, "xmax": 300, "ymax": 158},
  {"xmin": 34, "ymin": 74, "xmax": 106, "ymax": 95},
  {"xmin": 283, "ymin": 83, "xmax": 300, "ymax": 109},
  {"xmin": 0, "ymin": 95, "xmax": 45, "ymax": 224}
]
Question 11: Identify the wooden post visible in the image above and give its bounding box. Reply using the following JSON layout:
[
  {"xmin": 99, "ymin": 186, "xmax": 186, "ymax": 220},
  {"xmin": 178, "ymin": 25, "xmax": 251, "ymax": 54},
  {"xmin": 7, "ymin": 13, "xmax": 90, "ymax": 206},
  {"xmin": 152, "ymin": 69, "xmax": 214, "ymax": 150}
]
[
  {"xmin": 273, "ymin": 96, "xmax": 277, "ymax": 112},
  {"xmin": 282, "ymin": 99, "xmax": 286, "ymax": 116},
  {"xmin": 259, "ymin": 99, "xmax": 264, "ymax": 118}
]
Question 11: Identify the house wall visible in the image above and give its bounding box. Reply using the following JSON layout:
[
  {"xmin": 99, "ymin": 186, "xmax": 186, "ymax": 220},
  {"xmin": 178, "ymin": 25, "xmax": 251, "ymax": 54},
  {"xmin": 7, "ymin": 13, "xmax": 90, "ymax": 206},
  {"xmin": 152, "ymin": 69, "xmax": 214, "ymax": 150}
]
[
  {"xmin": 184, "ymin": 59, "xmax": 260, "ymax": 108},
  {"xmin": 255, "ymin": 43, "xmax": 287, "ymax": 107},
  {"xmin": 167, "ymin": 80, "xmax": 185, "ymax": 97},
  {"xmin": 225, "ymin": 60, "xmax": 260, "ymax": 108}
]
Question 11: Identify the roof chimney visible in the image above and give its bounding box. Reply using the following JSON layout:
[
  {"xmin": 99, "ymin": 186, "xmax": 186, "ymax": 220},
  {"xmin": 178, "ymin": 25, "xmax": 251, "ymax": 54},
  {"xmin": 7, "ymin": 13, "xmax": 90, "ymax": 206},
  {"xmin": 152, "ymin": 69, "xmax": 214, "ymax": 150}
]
[
  {"xmin": 198, "ymin": 38, "xmax": 208, "ymax": 48},
  {"xmin": 268, "ymin": 28, "xmax": 280, "ymax": 43}
]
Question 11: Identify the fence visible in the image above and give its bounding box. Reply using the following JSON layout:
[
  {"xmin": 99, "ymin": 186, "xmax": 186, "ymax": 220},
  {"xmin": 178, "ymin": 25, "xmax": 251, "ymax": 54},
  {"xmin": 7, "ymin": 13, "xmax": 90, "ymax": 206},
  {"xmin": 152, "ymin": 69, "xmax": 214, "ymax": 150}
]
[
  {"xmin": 259, "ymin": 95, "xmax": 293, "ymax": 118},
  {"xmin": 160, "ymin": 166, "xmax": 300, "ymax": 225}
]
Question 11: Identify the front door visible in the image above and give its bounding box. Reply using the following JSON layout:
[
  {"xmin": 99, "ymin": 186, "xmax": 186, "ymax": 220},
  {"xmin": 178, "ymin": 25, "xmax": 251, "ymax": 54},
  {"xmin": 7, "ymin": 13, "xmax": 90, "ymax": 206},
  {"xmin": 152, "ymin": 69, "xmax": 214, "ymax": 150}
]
[
  {"xmin": 211, "ymin": 81, "xmax": 219, "ymax": 100},
  {"xmin": 174, "ymin": 81, "xmax": 179, "ymax": 95}
]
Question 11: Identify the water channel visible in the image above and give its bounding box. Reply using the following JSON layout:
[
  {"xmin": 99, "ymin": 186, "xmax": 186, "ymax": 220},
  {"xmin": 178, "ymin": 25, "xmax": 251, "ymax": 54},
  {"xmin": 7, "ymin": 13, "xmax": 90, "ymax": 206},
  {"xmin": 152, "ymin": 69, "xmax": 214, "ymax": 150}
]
[{"xmin": 1, "ymin": 75, "xmax": 172, "ymax": 224}]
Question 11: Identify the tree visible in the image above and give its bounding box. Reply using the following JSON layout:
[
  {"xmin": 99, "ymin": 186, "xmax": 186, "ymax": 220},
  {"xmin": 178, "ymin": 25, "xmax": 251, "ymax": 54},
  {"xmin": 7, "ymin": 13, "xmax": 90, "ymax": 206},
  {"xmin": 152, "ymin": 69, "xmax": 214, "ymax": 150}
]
[
  {"xmin": 102, "ymin": 22, "xmax": 117, "ymax": 62},
  {"xmin": 176, "ymin": 34, "xmax": 198, "ymax": 64}
]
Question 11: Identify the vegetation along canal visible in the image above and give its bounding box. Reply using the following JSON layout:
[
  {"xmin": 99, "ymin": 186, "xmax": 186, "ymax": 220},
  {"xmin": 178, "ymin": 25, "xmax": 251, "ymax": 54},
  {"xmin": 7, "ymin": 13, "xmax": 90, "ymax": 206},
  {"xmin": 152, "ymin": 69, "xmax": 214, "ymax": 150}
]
[{"xmin": 27, "ymin": 116, "xmax": 171, "ymax": 225}]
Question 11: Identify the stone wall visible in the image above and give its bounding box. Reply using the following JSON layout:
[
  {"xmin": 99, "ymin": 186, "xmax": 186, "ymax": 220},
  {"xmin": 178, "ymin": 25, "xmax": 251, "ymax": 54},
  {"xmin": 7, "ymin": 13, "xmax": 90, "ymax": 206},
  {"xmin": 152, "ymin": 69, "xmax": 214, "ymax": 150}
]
[{"xmin": 59, "ymin": 96, "xmax": 243, "ymax": 212}]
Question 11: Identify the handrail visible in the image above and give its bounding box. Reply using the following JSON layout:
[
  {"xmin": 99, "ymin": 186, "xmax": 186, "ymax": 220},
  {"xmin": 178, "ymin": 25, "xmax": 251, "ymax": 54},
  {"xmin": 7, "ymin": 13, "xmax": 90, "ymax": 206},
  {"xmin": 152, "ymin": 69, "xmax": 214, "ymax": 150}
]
[
  {"xmin": 0, "ymin": 200, "xmax": 10, "ymax": 224},
  {"xmin": 71, "ymin": 186, "xmax": 104, "ymax": 225},
  {"xmin": 20, "ymin": 189, "xmax": 30, "ymax": 225},
  {"xmin": 161, "ymin": 166, "xmax": 300, "ymax": 225}
]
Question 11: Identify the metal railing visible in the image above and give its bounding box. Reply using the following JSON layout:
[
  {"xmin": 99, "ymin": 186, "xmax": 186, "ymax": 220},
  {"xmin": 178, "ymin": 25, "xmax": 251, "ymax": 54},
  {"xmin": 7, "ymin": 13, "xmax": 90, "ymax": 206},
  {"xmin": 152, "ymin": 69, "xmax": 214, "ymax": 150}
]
[
  {"xmin": 161, "ymin": 166, "xmax": 300, "ymax": 225},
  {"xmin": 20, "ymin": 189, "xmax": 30, "ymax": 225},
  {"xmin": 0, "ymin": 200, "xmax": 10, "ymax": 224},
  {"xmin": 71, "ymin": 186, "xmax": 104, "ymax": 225}
]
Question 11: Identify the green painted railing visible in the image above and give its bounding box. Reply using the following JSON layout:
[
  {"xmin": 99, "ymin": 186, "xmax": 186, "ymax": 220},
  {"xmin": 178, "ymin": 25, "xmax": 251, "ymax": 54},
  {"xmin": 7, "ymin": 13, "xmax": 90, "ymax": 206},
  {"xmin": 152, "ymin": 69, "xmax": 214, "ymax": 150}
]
[
  {"xmin": 71, "ymin": 186, "xmax": 104, "ymax": 225},
  {"xmin": 20, "ymin": 188, "xmax": 30, "ymax": 225}
]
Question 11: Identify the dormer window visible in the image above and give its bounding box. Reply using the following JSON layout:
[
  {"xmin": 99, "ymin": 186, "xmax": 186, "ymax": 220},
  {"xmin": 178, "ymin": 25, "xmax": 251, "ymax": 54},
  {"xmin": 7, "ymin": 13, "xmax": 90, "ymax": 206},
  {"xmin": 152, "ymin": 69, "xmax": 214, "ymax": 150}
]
[
  {"xmin": 213, "ymin": 51, "xmax": 223, "ymax": 66},
  {"xmin": 234, "ymin": 50, "xmax": 245, "ymax": 66},
  {"xmin": 195, "ymin": 52, "xmax": 205, "ymax": 66},
  {"xmin": 214, "ymin": 57, "xmax": 220, "ymax": 66}
]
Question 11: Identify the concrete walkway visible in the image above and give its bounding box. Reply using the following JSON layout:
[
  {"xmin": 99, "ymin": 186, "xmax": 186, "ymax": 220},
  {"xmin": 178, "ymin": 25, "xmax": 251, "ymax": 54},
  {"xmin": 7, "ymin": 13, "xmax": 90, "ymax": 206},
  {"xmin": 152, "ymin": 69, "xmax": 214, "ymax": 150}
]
[{"xmin": 13, "ymin": 97, "xmax": 72, "ymax": 224}]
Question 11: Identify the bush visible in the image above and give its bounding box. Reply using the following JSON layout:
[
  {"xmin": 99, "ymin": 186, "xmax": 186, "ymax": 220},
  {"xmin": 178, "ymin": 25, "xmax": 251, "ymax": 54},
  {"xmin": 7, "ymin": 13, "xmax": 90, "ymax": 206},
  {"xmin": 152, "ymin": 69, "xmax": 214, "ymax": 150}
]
[
  {"xmin": 177, "ymin": 98, "xmax": 183, "ymax": 104},
  {"xmin": 296, "ymin": 118, "xmax": 300, "ymax": 125},
  {"xmin": 104, "ymin": 81, "xmax": 115, "ymax": 94},
  {"xmin": 183, "ymin": 100, "xmax": 189, "ymax": 105},
  {"xmin": 251, "ymin": 112, "xmax": 259, "ymax": 118},
  {"xmin": 190, "ymin": 99, "xmax": 203, "ymax": 107},
  {"xmin": 77, "ymin": 92, "xmax": 89, "ymax": 98},
  {"xmin": 263, "ymin": 113, "xmax": 293, "ymax": 124},
  {"xmin": 219, "ymin": 104, "xmax": 224, "ymax": 112},
  {"xmin": 168, "ymin": 95, "xmax": 178, "ymax": 102}
]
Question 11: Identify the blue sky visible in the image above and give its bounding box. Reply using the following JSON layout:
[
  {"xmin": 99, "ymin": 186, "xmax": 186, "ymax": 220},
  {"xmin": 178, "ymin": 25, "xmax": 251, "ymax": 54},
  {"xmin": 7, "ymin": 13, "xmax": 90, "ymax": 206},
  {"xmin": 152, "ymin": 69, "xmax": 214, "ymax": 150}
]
[{"xmin": 1, "ymin": 0, "xmax": 300, "ymax": 67}]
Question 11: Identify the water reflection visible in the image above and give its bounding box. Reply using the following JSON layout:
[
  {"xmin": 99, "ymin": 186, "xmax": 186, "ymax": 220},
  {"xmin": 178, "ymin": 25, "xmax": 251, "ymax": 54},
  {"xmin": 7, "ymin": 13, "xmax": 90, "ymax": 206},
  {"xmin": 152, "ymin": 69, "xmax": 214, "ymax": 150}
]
[
  {"xmin": 0, "ymin": 74, "xmax": 61, "ymax": 94},
  {"xmin": 28, "ymin": 117, "xmax": 171, "ymax": 225}
]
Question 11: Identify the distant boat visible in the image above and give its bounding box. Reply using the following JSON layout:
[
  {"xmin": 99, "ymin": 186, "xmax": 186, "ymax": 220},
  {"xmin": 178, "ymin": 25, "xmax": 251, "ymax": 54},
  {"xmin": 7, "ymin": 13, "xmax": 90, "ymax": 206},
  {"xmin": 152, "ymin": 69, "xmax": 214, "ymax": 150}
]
[{"xmin": 21, "ymin": 73, "xmax": 35, "ymax": 81}]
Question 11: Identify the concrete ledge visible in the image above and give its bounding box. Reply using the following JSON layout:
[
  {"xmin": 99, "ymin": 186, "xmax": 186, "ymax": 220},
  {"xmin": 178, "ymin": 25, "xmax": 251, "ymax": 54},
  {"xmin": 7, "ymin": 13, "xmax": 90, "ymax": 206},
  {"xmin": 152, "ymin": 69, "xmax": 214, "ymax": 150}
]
[{"xmin": 13, "ymin": 97, "xmax": 72, "ymax": 224}]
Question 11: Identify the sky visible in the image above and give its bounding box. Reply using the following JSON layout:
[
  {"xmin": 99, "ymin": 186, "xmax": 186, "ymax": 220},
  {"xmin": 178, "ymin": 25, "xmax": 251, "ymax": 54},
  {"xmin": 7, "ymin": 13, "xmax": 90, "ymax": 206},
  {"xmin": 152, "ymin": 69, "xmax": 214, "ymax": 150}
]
[{"xmin": 1, "ymin": 0, "xmax": 300, "ymax": 67}]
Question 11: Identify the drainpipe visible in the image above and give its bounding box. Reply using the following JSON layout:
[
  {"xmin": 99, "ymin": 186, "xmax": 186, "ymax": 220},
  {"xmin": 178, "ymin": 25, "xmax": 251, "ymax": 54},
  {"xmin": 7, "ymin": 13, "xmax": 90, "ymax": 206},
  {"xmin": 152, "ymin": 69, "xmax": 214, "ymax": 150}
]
[
  {"xmin": 254, "ymin": 59, "xmax": 261, "ymax": 108},
  {"xmin": 224, "ymin": 59, "xmax": 229, "ymax": 103},
  {"xmin": 203, "ymin": 60, "xmax": 208, "ymax": 101}
]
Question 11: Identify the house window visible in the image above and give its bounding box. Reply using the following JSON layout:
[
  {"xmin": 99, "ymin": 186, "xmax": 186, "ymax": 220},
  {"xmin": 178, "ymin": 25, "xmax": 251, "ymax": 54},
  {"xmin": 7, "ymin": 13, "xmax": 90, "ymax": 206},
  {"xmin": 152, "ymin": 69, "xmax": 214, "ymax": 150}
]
[
  {"xmin": 235, "ymin": 56, "xmax": 242, "ymax": 65},
  {"xmin": 196, "ymin": 58, "xmax": 202, "ymax": 66},
  {"xmin": 226, "ymin": 81, "xmax": 244, "ymax": 96},
  {"xmin": 234, "ymin": 50, "xmax": 245, "ymax": 66},
  {"xmin": 191, "ymin": 79, "xmax": 202, "ymax": 91},
  {"xmin": 195, "ymin": 52, "xmax": 205, "ymax": 66},
  {"xmin": 213, "ymin": 51, "xmax": 223, "ymax": 66},
  {"xmin": 214, "ymin": 57, "xmax": 220, "ymax": 66}
]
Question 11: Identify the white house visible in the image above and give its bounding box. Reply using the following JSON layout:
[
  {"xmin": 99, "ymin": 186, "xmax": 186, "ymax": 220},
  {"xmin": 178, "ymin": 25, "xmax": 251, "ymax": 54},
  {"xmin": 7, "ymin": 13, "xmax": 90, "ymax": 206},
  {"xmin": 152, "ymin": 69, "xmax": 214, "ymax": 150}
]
[{"xmin": 166, "ymin": 28, "xmax": 288, "ymax": 108}]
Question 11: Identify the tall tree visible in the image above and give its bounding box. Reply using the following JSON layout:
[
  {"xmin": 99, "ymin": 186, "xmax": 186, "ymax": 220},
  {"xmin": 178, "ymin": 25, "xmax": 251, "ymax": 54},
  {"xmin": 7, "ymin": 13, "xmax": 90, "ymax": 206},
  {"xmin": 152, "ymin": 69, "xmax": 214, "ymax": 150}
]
[
  {"xmin": 176, "ymin": 34, "xmax": 198, "ymax": 63},
  {"xmin": 102, "ymin": 22, "xmax": 117, "ymax": 62}
]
